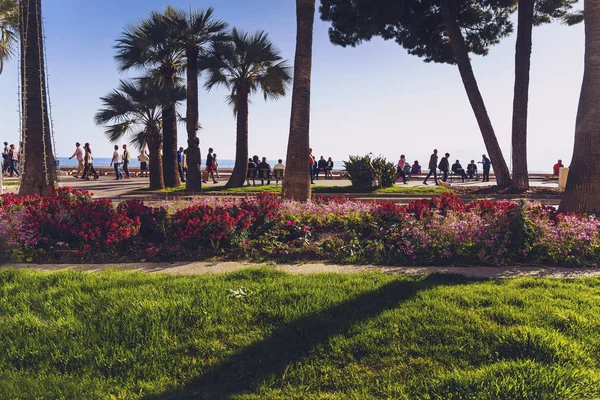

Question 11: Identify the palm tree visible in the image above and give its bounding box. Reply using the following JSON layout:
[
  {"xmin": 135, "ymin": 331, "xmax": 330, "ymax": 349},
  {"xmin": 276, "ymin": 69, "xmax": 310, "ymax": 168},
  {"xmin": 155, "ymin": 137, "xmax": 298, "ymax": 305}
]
[
  {"xmin": 511, "ymin": 0, "xmax": 582, "ymax": 191},
  {"xmin": 161, "ymin": 6, "xmax": 228, "ymax": 192},
  {"xmin": 18, "ymin": 0, "xmax": 57, "ymax": 196},
  {"xmin": 204, "ymin": 28, "xmax": 291, "ymax": 188},
  {"xmin": 94, "ymin": 79, "xmax": 186, "ymax": 190},
  {"xmin": 282, "ymin": 0, "xmax": 315, "ymax": 202},
  {"xmin": 439, "ymin": 0, "xmax": 512, "ymax": 188},
  {"xmin": 560, "ymin": 0, "xmax": 600, "ymax": 213},
  {"xmin": 114, "ymin": 12, "xmax": 185, "ymax": 188},
  {"xmin": 0, "ymin": 0, "xmax": 18, "ymax": 75}
]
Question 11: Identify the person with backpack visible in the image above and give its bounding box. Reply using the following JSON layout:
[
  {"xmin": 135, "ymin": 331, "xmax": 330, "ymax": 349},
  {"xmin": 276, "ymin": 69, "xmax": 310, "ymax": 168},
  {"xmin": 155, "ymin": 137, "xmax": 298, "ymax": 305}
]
[{"xmin": 438, "ymin": 152, "xmax": 450, "ymax": 182}]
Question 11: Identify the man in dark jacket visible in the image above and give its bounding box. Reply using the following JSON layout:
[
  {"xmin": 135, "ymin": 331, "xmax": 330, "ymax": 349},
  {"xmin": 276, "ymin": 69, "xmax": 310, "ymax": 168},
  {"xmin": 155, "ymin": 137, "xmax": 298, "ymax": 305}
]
[
  {"xmin": 451, "ymin": 159, "xmax": 467, "ymax": 182},
  {"xmin": 258, "ymin": 157, "xmax": 271, "ymax": 185},
  {"xmin": 423, "ymin": 149, "xmax": 439, "ymax": 185},
  {"xmin": 438, "ymin": 153, "xmax": 450, "ymax": 182},
  {"xmin": 467, "ymin": 160, "xmax": 478, "ymax": 179}
]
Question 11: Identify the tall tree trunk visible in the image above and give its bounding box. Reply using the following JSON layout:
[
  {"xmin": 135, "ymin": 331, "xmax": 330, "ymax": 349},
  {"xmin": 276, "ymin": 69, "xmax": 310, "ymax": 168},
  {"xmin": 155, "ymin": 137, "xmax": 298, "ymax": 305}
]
[
  {"xmin": 162, "ymin": 103, "xmax": 180, "ymax": 188},
  {"xmin": 282, "ymin": 0, "xmax": 315, "ymax": 202},
  {"xmin": 226, "ymin": 89, "xmax": 249, "ymax": 188},
  {"xmin": 440, "ymin": 0, "xmax": 512, "ymax": 188},
  {"xmin": 185, "ymin": 48, "xmax": 202, "ymax": 192},
  {"xmin": 148, "ymin": 138, "xmax": 164, "ymax": 190},
  {"xmin": 511, "ymin": 0, "xmax": 534, "ymax": 191},
  {"xmin": 559, "ymin": 0, "xmax": 600, "ymax": 213},
  {"xmin": 18, "ymin": 0, "xmax": 57, "ymax": 197}
]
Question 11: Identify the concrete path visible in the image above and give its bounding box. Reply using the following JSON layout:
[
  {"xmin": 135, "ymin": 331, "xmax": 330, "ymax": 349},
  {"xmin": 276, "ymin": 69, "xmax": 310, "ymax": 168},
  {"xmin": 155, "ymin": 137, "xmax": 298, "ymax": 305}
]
[
  {"xmin": 4, "ymin": 262, "xmax": 599, "ymax": 279},
  {"xmin": 2, "ymin": 174, "xmax": 560, "ymax": 200}
]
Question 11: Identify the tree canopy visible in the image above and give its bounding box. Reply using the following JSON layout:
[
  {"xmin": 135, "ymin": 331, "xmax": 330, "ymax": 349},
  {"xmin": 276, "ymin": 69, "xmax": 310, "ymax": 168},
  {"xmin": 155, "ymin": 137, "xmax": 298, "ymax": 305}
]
[{"xmin": 320, "ymin": 0, "xmax": 581, "ymax": 64}]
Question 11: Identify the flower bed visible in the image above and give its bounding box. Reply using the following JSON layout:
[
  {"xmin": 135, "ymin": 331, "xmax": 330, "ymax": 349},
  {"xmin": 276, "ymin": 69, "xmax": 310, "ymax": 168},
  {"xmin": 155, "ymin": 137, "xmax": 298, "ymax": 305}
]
[{"xmin": 0, "ymin": 188, "xmax": 598, "ymax": 266}]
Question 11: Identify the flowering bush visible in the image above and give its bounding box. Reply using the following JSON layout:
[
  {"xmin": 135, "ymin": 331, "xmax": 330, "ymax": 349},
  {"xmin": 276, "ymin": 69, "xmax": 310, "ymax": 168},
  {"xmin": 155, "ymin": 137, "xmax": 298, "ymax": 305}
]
[{"xmin": 0, "ymin": 191, "xmax": 598, "ymax": 266}]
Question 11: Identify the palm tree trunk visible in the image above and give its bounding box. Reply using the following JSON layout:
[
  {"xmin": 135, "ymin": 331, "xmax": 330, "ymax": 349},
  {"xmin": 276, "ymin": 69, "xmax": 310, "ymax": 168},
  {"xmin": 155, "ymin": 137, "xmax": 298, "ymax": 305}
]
[
  {"xmin": 282, "ymin": 0, "xmax": 315, "ymax": 202},
  {"xmin": 226, "ymin": 89, "xmax": 249, "ymax": 188},
  {"xmin": 440, "ymin": 0, "xmax": 512, "ymax": 188},
  {"xmin": 18, "ymin": 0, "xmax": 57, "ymax": 197},
  {"xmin": 162, "ymin": 103, "xmax": 180, "ymax": 188},
  {"xmin": 511, "ymin": 0, "xmax": 534, "ymax": 191},
  {"xmin": 185, "ymin": 48, "xmax": 202, "ymax": 192},
  {"xmin": 148, "ymin": 138, "xmax": 164, "ymax": 190},
  {"xmin": 559, "ymin": 0, "xmax": 600, "ymax": 213}
]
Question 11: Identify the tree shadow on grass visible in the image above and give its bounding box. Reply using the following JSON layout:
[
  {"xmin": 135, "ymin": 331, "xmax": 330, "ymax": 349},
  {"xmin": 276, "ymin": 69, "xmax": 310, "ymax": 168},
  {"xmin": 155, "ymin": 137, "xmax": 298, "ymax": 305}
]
[{"xmin": 149, "ymin": 273, "xmax": 475, "ymax": 400}]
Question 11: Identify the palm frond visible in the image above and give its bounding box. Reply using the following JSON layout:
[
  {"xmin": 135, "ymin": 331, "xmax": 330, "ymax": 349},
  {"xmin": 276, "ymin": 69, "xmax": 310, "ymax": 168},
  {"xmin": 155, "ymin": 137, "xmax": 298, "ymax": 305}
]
[{"xmin": 105, "ymin": 121, "xmax": 135, "ymax": 143}]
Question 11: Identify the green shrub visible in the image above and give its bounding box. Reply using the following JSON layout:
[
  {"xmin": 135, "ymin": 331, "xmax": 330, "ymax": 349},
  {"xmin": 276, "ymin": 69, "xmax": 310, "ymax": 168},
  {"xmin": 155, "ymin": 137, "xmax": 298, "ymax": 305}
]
[{"xmin": 343, "ymin": 153, "xmax": 396, "ymax": 190}]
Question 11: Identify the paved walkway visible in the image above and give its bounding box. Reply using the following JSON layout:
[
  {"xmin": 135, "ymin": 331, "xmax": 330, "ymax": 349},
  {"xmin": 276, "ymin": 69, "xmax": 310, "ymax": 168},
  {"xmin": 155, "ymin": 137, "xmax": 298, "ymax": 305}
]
[
  {"xmin": 1, "ymin": 175, "xmax": 559, "ymax": 200},
  {"xmin": 4, "ymin": 262, "xmax": 598, "ymax": 279}
]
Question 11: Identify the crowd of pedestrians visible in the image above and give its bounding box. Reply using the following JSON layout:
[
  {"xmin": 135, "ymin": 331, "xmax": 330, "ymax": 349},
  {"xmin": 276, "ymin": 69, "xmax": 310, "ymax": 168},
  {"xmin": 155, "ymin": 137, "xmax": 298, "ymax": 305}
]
[
  {"xmin": 399, "ymin": 149, "xmax": 492, "ymax": 185},
  {"xmin": 2, "ymin": 142, "xmax": 20, "ymax": 177},
  {"xmin": 2, "ymin": 139, "xmax": 568, "ymax": 188}
]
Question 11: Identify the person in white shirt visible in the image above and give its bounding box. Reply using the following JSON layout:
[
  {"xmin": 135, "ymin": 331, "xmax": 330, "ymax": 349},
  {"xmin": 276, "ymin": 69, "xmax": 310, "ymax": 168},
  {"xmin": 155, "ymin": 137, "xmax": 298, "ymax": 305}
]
[
  {"xmin": 110, "ymin": 145, "xmax": 123, "ymax": 180},
  {"xmin": 273, "ymin": 159, "xmax": 285, "ymax": 173},
  {"xmin": 273, "ymin": 159, "xmax": 285, "ymax": 183},
  {"xmin": 68, "ymin": 142, "xmax": 85, "ymax": 178},
  {"xmin": 138, "ymin": 150, "xmax": 149, "ymax": 177}
]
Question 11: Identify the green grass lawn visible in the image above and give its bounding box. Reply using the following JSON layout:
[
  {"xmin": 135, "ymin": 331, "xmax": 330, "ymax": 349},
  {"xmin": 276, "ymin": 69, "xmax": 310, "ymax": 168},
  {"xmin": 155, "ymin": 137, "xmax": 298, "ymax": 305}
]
[
  {"xmin": 0, "ymin": 269, "xmax": 598, "ymax": 399},
  {"xmin": 2, "ymin": 181, "xmax": 19, "ymax": 187},
  {"xmin": 144, "ymin": 184, "xmax": 450, "ymax": 195}
]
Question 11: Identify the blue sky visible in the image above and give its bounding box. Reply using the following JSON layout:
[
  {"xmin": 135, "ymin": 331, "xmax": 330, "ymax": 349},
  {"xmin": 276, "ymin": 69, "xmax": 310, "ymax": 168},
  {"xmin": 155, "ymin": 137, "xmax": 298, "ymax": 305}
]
[{"xmin": 0, "ymin": 0, "xmax": 584, "ymax": 172}]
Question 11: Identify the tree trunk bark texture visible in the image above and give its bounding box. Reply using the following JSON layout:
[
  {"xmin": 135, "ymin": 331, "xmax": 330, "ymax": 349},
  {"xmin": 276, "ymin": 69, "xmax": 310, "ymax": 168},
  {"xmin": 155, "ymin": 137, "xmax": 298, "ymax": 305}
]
[
  {"xmin": 148, "ymin": 138, "xmax": 164, "ymax": 190},
  {"xmin": 185, "ymin": 49, "xmax": 202, "ymax": 192},
  {"xmin": 559, "ymin": 0, "xmax": 600, "ymax": 213},
  {"xmin": 18, "ymin": 0, "xmax": 57, "ymax": 197},
  {"xmin": 162, "ymin": 103, "xmax": 180, "ymax": 188},
  {"xmin": 226, "ymin": 89, "xmax": 249, "ymax": 188},
  {"xmin": 282, "ymin": 0, "xmax": 315, "ymax": 202},
  {"xmin": 440, "ymin": 0, "xmax": 512, "ymax": 188},
  {"xmin": 511, "ymin": 0, "xmax": 534, "ymax": 191}
]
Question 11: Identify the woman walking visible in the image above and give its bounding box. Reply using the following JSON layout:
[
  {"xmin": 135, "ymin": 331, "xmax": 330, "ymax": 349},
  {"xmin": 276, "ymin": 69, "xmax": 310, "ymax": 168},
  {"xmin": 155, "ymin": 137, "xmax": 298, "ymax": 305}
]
[{"xmin": 81, "ymin": 143, "xmax": 99, "ymax": 180}]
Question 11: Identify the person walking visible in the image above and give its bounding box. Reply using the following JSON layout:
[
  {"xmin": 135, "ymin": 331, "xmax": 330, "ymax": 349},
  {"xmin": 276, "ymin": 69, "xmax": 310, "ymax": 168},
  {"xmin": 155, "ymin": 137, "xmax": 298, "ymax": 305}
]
[
  {"xmin": 81, "ymin": 143, "xmax": 99, "ymax": 180},
  {"xmin": 122, "ymin": 144, "xmax": 131, "ymax": 178},
  {"xmin": 204, "ymin": 148, "xmax": 217, "ymax": 184},
  {"xmin": 8, "ymin": 144, "xmax": 19, "ymax": 177},
  {"xmin": 397, "ymin": 155, "xmax": 408, "ymax": 184},
  {"xmin": 423, "ymin": 149, "xmax": 439, "ymax": 185},
  {"xmin": 438, "ymin": 153, "xmax": 450, "ymax": 182},
  {"xmin": 69, "ymin": 142, "xmax": 85, "ymax": 178},
  {"xmin": 110, "ymin": 145, "xmax": 123, "ymax": 180},
  {"xmin": 479, "ymin": 154, "xmax": 491, "ymax": 182},
  {"xmin": 2, "ymin": 142, "xmax": 9, "ymax": 175},
  {"xmin": 213, "ymin": 153, "xmax": 220, "ymax": 179}
]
